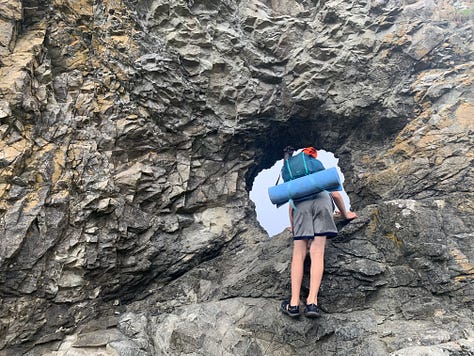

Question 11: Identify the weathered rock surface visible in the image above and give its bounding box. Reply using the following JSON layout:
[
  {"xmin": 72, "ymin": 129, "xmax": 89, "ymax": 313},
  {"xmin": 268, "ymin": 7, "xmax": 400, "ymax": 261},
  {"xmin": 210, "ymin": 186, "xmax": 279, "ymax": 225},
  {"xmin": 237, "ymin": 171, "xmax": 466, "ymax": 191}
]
[{"xmin": 0, "ymin": 0, "xmax": 473, "ymax": 355}]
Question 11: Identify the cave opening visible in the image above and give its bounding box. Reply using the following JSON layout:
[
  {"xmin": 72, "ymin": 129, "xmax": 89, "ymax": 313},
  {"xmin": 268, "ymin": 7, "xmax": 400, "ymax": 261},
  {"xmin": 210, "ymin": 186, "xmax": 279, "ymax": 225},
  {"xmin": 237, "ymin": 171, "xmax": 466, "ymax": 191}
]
[
  {"xmin": 249, "ymin": 148, "xmax": 352, "ymax": 236},
  {"xmin": 243, "ymin": 113, "xmax": 360, "ymax": 193},
  {"xmin": 242, "ymin": 106, "xmax": 404, "ymax": 217},
  {"xmin": 238, "ymin": 112, "xmax": 365, "ymax": 237}
]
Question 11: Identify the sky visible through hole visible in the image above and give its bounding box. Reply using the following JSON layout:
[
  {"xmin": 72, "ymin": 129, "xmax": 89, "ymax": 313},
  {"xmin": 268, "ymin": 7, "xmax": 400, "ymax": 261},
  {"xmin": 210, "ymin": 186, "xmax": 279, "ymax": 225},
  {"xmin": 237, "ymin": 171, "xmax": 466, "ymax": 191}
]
[{"xmin": 250, "ymin": 149, "xmax": 351, "ymax": 237}]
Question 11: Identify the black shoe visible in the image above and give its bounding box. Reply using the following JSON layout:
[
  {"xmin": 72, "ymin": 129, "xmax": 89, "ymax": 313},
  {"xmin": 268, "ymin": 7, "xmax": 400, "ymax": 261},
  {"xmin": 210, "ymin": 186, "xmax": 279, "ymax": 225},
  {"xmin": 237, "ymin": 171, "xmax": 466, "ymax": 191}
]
[
  {"xmin": 304, "ymin": 303, "xmax": 321, "ymax": 318},
  {"xmin": 281, "ymin": 300, "xmax": 300, "ymax": 318}
]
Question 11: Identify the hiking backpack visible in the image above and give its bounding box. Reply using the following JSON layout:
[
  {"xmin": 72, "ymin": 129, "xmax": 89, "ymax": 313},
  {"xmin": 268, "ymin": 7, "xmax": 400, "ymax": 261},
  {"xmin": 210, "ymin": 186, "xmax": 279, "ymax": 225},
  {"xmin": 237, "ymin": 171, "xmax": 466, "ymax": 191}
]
[{"xmin": 281, "ymin": 152, "xmax": 325, "ymax": 182}]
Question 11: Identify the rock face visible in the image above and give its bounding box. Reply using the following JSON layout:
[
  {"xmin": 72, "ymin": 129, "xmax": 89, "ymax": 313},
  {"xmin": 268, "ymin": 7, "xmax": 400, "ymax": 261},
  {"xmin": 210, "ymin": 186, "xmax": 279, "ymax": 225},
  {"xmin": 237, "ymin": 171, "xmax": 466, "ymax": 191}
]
[{"xmin": 0, "ymin": 0, "xmax": 473, "ymax": 355}]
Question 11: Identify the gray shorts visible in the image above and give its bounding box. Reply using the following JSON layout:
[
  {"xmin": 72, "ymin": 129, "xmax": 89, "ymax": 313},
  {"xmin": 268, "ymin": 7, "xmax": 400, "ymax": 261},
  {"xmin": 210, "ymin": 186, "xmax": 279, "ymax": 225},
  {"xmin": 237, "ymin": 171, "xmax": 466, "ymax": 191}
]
[{"xmin": 292, "ymin": 192, "xmax": 337, "ymax": 240}]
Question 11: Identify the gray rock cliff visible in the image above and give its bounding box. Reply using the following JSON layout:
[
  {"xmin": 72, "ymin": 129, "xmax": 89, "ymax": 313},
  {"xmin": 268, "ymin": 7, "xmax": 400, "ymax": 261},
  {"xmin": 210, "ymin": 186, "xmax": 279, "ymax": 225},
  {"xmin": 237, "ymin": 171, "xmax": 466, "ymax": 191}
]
[{"xmin": 0, "ymin": 0, "xmax": 473, "ymax": 354}]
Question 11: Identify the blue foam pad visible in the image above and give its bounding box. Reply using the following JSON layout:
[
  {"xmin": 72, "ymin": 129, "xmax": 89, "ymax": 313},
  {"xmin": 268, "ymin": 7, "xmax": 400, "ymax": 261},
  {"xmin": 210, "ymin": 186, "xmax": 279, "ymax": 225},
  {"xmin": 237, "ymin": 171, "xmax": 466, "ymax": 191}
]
[{"xmin": 268, "ymin": 167, "xmax": 342, "ymax": 205}]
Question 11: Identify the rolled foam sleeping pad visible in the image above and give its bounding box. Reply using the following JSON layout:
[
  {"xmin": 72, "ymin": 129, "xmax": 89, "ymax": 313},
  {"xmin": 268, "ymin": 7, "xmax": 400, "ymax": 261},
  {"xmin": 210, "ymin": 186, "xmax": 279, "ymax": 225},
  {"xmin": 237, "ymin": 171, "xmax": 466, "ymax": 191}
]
[{"xmin": 268, "ymin": 167, "xmax": 342, "ymax": 206}]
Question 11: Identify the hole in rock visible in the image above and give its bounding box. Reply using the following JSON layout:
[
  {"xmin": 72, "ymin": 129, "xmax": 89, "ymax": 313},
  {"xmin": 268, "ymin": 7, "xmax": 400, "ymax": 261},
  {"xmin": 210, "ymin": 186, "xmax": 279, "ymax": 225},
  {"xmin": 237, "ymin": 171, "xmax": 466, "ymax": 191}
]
[{"xmin": 249, "ymin": 149, "xmax": 352, "ymax": 237}]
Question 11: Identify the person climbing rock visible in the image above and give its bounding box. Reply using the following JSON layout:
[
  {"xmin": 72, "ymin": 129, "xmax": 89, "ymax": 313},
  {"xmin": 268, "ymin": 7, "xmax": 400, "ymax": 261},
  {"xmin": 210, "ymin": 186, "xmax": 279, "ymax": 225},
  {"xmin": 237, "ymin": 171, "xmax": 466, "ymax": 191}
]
[{"xmin": 280, "ymin": 146, "xmax": 357, "ymax": 318}]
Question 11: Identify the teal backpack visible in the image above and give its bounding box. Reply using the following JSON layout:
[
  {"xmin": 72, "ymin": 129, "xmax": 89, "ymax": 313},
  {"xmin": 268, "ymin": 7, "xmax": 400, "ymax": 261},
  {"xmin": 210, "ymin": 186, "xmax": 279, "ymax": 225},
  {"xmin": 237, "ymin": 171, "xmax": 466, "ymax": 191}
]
[{"xmin": 281, "ymin": 152, "xmax": 325, "ymax": 182}]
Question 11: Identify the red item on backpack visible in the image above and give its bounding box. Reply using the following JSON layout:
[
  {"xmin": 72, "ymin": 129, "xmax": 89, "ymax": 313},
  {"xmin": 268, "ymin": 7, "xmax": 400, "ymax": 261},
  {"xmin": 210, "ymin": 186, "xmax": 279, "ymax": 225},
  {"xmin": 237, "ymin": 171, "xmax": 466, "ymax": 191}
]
[{"xmin": 303, "ymin": 147, "xmax": 317, "ymax": 158}]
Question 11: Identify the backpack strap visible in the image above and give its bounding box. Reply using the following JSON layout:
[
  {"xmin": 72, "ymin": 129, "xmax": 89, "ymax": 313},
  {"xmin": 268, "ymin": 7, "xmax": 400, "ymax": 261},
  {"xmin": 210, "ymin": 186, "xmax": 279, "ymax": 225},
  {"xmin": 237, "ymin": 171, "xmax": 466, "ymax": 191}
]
[
  {"xmin": 285, "ymin": 159, "xmax": 294, "ymax": 180},
  {"xmin": 301, "ymin": 153, "xmax": 309, "ymax": 175},
  {"xmin": 306, "ymin": 173, "xmax": 324, "ymax": 194},
  {"xmin": 275, "ymin": 173, "xmax": 281, "ymax": 185},
  {"xmin": 289, "ymin": 198, "xmax": 296, "ymax": 210}
]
